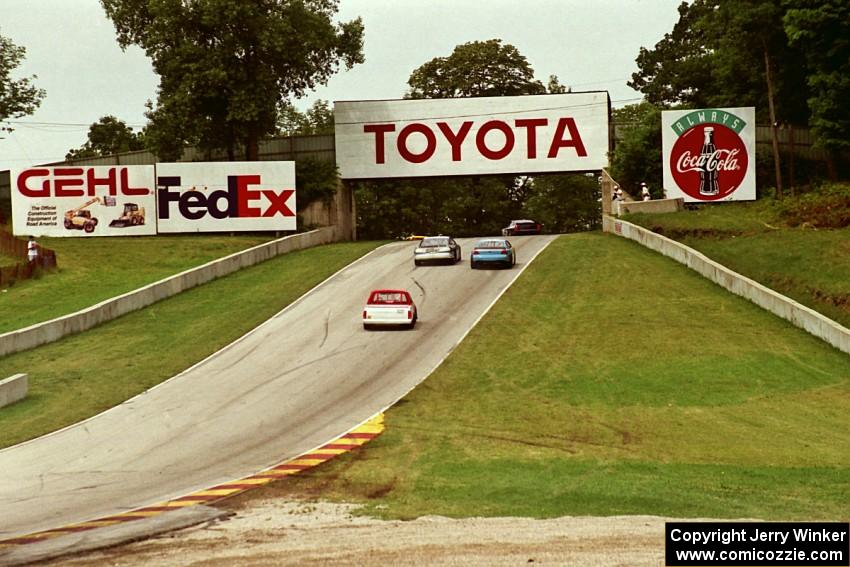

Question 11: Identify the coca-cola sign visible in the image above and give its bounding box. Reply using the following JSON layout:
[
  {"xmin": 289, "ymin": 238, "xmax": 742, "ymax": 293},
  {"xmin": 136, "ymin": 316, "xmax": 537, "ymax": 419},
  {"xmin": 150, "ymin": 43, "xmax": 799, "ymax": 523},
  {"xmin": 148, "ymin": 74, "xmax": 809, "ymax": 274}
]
[{"xmin": 662, "ymin": 107, "xmax": 756, "ymax": 202}]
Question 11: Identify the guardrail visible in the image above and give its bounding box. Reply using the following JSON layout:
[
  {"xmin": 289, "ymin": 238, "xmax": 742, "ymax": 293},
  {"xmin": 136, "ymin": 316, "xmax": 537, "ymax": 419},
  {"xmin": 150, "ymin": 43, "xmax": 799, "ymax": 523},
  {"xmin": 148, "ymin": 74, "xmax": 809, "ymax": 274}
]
[
  {"xmin": 0, "ymin": 226, "xmax": 338, "ymax": 357},
  {"xmin": 603, "ymin": 215, "xmax": 850, "ymax": 356}
]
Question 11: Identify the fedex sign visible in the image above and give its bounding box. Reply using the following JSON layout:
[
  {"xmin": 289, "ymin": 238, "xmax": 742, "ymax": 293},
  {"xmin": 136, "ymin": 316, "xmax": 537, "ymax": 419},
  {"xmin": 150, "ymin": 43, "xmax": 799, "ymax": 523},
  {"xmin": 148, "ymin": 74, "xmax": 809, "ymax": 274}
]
[
  {"xmin": 334, "ymin": 93, "xmax": 610, "ymax": 179},
  {"xmin": 156, "ymin": 162, "xmax": 296, "ymax": 233}
]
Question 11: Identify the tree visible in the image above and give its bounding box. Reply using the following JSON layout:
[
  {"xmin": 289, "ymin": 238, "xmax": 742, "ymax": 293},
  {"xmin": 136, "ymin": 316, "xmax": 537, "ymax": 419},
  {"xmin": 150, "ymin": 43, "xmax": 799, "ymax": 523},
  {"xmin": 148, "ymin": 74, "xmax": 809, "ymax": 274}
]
[
  {"xmin": 629, "ymin": 0, "xmax": 809, "ymax": 125},
  {"xmin": 628, "ymin": 0, "xmax": 816, "ymax": 194},
  {"xmin": 101, "ymin": 0, "xmax": 364, "ymax": 160},
  {"xmin": 277, "ymin": 99, "xmax": 335, "ymax": 136},
  {"xmin": 783, "ymin": 0, "xmax": 850, "ymax": 155},
  {"xmin": 65, "ymin": 115, "xmax": 145, "ymax": 160},
  {"xmin": 406, "ymin": 39, "xmax": 546, "ymax": 99},
  {"xmin": 628, "ymin": 2, "xmax": 716, "ymax": 109},
  {"xmin": 524, "ymin": 174, "xmax": 601, "ymax": 233},
  {"xmin": 0, "ymin": 32, "xmax": 45, "ymax": 132},
  {"xmin": 609, "ymin": 102, "xmax": 663, "ymax": 197}
]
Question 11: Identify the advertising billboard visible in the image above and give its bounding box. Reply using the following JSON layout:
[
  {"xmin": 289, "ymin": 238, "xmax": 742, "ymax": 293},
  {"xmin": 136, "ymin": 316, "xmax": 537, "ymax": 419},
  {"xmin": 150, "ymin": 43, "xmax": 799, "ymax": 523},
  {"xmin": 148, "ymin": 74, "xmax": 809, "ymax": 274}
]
[
  {"xmin": 334, "ymin": 92, "xmax": 611, "ymax": 179},
  {"xmin": 11, "ymin": 166, "xmax": 157, "ymax": 237},
  {"xmin": 155, "ymin": 162, "xmax": 296, "ymax": 233},
  {"xmin": 662, "ymin": 107, "xmax": 756, "ymax": 202}
]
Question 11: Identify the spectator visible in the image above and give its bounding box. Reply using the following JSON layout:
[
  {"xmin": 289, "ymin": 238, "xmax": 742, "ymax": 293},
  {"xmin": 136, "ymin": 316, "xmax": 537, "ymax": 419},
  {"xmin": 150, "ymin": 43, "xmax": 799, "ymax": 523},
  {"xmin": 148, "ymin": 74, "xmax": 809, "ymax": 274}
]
[
  {"xmin": 640, "ymin": 182, "xmax": 651, "ymax": 201},
  {"xmin": 27, "ymin": 237, "xmax": 39, "ymax": 265},
  {"xmin": 615, "ymin": 187, "xmax": 625, "ymax": 215}
]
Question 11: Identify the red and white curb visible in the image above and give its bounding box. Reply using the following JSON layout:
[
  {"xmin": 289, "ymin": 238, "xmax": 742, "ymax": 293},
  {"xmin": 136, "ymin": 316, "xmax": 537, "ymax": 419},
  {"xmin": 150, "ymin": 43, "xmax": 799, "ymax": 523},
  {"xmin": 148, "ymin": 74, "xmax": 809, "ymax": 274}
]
[{"xmin": 0, "ymin": 413, "xmax": 384, "ymax": 549}]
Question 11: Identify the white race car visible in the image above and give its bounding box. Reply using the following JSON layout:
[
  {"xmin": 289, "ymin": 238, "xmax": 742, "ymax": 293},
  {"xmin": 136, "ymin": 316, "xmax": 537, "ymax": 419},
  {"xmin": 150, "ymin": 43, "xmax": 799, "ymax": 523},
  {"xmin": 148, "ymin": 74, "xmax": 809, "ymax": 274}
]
[
  {"xmin": 414, "ymin": 236, "xmax": 461, "ymax": 266},
  {"xmin": 363, "ymin": 289, "xmax": 418, "ymax": 330}
]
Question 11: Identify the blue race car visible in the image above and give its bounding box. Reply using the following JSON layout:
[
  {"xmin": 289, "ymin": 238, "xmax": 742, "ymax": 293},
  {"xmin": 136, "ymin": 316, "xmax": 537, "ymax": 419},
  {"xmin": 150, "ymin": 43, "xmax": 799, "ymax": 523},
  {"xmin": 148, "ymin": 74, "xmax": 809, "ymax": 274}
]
[{"xmin": 470, "ymin": 238, "xmax": 516, "ymax": 269}]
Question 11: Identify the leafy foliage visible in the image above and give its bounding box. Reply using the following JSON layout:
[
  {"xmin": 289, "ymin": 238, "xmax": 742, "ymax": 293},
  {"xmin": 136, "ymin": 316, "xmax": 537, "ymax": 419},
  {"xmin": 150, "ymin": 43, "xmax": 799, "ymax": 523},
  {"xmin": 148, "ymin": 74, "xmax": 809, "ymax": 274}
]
[
  {"xmin": 783, "ymin": 0, "xmax": 850, "ymax": 152},
  {"xmin": 628, "ymin": 2, "xmax": 715, "ymax": 110},
  {"xmin": 0, "ymin": 32, "xmax": 45, "ymax": 131},
  {"xmin": 65, "ymin": 115, "xmax": 145, "ymax": 160},
  {"xmin": 355, "ymin": 177, "xmax": 522, "ymax": 240},
  {"xmin": 406, "ymin": 39, "xmax": 545, "ymax": 99},
  {"xmin": 524, "ymin": 174, "xmax": 601, "ymax": 232},
  {"xmin": 101, "ymin": 0, "xmax": 363, "ymax": 160},
  {"xmin": 629, "ymin": 0, "xmax": 809, "ymax": 125},
  {"xmin": 622, "ymin": 0, "xmax": 850, "ymax": 188},
  {"xmin": 277, "ymin": 99, "xmax": 335, "ymax": 136},
  {"xmin": 777, "ymin": 183, "xmax": 850, "ymax": 228},
  {"xmin": 609, "ymin": 102, "xmax": 663, "ymax": 197},
  {"xmin": 295, "ymin": 157, "xmax": 338, "ymax": 208}
]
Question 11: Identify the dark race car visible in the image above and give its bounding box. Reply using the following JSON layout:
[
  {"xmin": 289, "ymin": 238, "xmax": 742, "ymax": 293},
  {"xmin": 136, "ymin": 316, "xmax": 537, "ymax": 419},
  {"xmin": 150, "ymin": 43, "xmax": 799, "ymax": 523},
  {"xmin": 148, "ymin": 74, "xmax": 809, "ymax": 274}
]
[{"xmin": 501, "ymin": 219, "xmax": 542, "ymax": 236}]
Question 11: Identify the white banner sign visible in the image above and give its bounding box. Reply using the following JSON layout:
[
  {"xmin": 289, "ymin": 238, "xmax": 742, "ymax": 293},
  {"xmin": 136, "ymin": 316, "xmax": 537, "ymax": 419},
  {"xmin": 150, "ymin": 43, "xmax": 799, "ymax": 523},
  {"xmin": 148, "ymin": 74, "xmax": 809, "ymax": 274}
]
[
  {"xmin": 662, "ymin": 107, "xmax": 756, "ymax": 202},
  {"xmin": 11, "ymin": 166, "xmax": 157, "ymax": 237},
  {"xmin": 155, "ymin": 162, "xmax": 296, "ymax": 233},
  {"xmin": 334, "ymin": 93, "xmax": 610, "ymax": 179}
]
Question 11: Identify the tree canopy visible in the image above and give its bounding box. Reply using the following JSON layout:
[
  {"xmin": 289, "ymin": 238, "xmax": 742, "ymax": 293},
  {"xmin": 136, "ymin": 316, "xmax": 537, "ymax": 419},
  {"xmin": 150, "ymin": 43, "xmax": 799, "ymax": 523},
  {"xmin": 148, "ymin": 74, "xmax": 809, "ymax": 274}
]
[
  {"xmin": 0, "ymin": 31, "xmax": 45, "ymax": 132},
  {"xmin": 783, "ymin": 0, "xmax": 850, "ymax": 151},
  {"xmin": 621, "ymin": 0, "xmax": 850, "ymax": 187},
  {"xmin": 406, "ymin": 39, "xmax": 546, "ymax": 99},
  {"xmin": 101, "ymin": 0, "xmax": 363, "ymax": 160},
  {"xmin": 609, "ymin": 102, "xmax": 663, "ymax": 196},
  {"xmin": 277, "ymin": 99, "xmax": 335, "ymax": 136},
  {"xmin": 65, "ymin": 115, "xmax": 145, "ymax": 160},
  {"xmin": 629, "ymin": 0, "xmax": 809, "ymax": 125}
]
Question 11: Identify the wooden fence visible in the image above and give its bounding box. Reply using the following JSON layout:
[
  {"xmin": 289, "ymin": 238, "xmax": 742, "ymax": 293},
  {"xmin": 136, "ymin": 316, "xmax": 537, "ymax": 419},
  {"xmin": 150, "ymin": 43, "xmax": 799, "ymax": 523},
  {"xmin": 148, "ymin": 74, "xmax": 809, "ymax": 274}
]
[{"xmin": 0, "ymin": 231, "xmax": 57, "ymax": 286}]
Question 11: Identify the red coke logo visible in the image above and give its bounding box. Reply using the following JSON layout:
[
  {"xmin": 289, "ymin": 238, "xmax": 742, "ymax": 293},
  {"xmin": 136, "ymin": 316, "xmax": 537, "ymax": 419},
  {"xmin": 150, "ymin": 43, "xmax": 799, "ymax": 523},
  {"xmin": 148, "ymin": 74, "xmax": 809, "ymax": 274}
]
[{"xmin": 670, "ymin": 123, "xmax": 748, "ymax": 201}]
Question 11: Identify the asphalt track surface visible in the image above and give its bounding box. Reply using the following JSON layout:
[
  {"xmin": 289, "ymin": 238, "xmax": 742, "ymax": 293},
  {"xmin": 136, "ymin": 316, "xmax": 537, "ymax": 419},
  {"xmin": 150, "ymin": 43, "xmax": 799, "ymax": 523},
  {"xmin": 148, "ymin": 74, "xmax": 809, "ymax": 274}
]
[{"xmin": 0, "ymin": 235, "xmax": 556, "ymax": 540}]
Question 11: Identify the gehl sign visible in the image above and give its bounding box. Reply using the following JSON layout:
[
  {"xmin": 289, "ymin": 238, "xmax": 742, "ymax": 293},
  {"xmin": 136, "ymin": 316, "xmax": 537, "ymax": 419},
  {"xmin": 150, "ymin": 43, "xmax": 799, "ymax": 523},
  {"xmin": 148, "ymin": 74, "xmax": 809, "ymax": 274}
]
[
  {"xmin": 334, "ymin": 92, "xmax": 611, "ymax": 179},
  {"xmin": 11, "ymin": 162, "xmax": 296, "ymax": 237}
]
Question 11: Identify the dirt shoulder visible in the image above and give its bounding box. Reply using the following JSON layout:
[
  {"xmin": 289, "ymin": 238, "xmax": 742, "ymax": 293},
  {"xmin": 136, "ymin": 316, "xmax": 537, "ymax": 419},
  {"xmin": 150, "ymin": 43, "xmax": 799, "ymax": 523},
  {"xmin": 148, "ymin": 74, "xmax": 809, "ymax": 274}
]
[{"xmin": 43, "ymin": 498, "xmax": 668, "ymax": 566}]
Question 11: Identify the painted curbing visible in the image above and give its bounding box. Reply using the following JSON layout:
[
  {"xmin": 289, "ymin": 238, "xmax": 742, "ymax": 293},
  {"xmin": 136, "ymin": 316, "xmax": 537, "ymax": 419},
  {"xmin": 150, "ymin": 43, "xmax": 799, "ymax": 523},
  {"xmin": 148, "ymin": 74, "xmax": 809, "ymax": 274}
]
[
  {"xmin": 0, "ymin": 413, "xmax": 383, "ymax": 550},
  {"xmin": 604, "ymin": 215, "xmax": 850, "ymax": 356}
]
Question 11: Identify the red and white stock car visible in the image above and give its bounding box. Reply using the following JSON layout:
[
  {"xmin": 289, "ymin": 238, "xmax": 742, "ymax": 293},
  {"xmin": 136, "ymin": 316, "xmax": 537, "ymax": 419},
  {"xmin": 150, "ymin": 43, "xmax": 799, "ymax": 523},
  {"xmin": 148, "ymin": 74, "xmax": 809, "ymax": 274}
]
[{"xmin": 362, "ymin": 289, "xmax": 418, "ymax": 330}]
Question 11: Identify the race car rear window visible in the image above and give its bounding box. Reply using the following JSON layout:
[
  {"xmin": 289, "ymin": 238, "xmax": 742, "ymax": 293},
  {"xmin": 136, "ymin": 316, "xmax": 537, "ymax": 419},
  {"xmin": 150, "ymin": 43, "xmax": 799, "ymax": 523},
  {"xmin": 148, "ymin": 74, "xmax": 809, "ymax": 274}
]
[{"xmin": 370, "ymin": 292, "xmax": 411, "ymax": 304}]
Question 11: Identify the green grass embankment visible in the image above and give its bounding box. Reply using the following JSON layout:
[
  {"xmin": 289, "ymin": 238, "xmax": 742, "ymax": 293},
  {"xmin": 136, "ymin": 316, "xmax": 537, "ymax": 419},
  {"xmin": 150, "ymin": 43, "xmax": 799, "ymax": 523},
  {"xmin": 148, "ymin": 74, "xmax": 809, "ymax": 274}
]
[
  {"xmin": 623, "ymin": 188, "xmax": 850, "ymax": 329},
  {"xmin": 259, "ymin": 233, "xmax": 850, "ymax": 521},
  {"xmin": 0, "ymin": 241, "xmax": 382, "ymax": 448},
  {"xmin": 0, "ymin": 234, "xmax": 274, "ymax": 333}
]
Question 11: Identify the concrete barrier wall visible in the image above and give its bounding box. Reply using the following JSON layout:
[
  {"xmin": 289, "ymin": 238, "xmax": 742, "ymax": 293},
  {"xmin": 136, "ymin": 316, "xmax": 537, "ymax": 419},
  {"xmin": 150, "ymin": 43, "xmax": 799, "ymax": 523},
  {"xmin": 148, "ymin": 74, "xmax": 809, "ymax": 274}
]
[
  {"xmin": 603, "ymin": 215, "xmax": 850, "ymax": 355},
  {"xmin": 0, "ymin": 227, "xmax": 339, "ymax": 357},
  {"xmin": 0, "ymin": 374, "xmax": 28, "ymax": 409},
  {"xmin": 619, "ymin": 198, "xmax": 684, "ymax": 215}
]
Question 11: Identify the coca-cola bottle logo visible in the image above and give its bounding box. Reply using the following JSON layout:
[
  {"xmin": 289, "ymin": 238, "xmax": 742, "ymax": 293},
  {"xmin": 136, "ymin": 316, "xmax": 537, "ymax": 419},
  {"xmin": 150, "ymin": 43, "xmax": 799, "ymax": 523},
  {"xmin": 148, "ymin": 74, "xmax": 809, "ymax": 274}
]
[{"xmin": 670, "ymin": 123, "xmax": 748, "ymax": 201}]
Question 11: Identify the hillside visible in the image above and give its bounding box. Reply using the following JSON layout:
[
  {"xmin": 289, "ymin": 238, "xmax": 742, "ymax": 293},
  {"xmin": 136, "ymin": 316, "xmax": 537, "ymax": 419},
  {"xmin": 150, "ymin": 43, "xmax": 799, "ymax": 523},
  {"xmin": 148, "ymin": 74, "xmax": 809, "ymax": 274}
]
[{"xmin": 623, "ymin": 184, "xmax": 850, "ymax": 329}]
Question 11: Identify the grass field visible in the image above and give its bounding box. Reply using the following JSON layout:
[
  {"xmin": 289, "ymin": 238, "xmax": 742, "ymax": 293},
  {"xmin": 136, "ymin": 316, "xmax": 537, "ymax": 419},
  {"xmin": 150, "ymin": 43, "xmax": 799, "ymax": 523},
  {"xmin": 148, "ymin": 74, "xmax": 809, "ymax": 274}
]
[
  {"xmin": 625, "ymin": 198, "xmax": 850, "ymax": 329},
  {"xmin": 0, "ymin": 241, "xmax": 382, "ymax": 448},
  {"xmin": 0, "ymin": 234, "xmax": 275, "ymax": 333},
  {"xmin": 3, "ymin": 229, "xmax": 849, "ymax": 521},
  {"xmin": 255, "ymin": 233, "xmax": 850, "ymax": 520}
]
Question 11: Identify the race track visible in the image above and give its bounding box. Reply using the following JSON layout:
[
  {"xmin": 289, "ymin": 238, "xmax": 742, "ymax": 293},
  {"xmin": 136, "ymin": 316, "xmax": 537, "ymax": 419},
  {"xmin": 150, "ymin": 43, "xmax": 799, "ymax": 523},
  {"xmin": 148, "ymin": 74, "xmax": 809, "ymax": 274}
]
[{"xmin": 0, "ymin": 235, "xmax": 556, "ymax": 539}]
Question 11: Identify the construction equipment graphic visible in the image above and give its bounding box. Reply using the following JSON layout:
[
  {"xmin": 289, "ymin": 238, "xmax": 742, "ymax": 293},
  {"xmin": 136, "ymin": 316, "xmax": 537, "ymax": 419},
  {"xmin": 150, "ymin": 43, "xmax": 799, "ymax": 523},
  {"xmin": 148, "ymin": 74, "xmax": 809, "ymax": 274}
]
[
  {"xmin": 109, "ymin": 202, "xmax": 146, "ymax": 227},
  {"xmin": 63, "ymin": 197, "xmax": 101, "ymax": 233}
]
